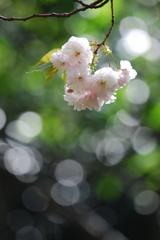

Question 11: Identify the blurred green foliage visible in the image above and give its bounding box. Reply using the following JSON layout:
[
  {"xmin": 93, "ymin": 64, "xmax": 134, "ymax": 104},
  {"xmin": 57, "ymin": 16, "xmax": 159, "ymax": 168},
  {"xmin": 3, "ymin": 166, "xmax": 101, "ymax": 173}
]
[{"xmin": 97, "ymin": 174, "xmax": 124, "ymax": 201}]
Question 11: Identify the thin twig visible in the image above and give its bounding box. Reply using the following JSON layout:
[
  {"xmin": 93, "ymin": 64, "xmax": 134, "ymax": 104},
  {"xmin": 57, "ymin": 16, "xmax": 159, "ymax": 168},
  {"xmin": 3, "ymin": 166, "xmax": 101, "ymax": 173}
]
[
  {"xmin": 72, "ymin": 0, "xmax": 88, "ymax": 7},
  {"xmin": 94, "ymin": 0, "xmax": 114, "ymax": 54},
  {"xmin": 92, "ymin": 0, "xmax": 110, "ymax": 8},
  {"xmin": 0, "ymin": 0, "xmax": 108, "ymax": 21}
]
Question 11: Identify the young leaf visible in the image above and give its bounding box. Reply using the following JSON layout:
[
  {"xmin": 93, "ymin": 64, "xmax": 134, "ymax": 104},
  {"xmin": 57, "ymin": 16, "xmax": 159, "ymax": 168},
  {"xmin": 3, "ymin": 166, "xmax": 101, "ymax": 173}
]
[
  {"xmin": 35, "ymin": 62, "xmax": 53, "ymax": 71},
  {"xmin": 62, "ymin": 71, "xmax": 67, "ymax": 84},
  {"xmin": 44, "ymin": 66, "xmax": 58, "ymax": 84},
  {"xmin": 33, "ymin": 48, "xmax": 60, "ymax": 67},
  {"xmin": 34, "ymin": 62, "xmax": 53, "ymax": 72}
]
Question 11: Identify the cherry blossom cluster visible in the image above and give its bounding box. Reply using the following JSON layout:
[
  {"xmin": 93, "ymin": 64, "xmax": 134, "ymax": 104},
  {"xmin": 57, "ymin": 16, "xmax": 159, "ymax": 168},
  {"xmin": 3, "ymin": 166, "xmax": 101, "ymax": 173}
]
[{"xmin": 50, "ymin": 36, "xmax": 137, "ymax": 111}]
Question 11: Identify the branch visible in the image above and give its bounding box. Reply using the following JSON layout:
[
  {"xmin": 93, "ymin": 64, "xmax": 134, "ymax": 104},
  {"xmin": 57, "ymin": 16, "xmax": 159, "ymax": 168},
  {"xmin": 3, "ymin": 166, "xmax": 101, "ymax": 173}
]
[
  {"xmin": 72, "ymin": 0, "xmax": 89, "ymax": 7},
  {"xmin": 94, "ymin": 0, "xmax": 114, "ymax": 54},
  {"xmin": 0, "ymin": 0, "xmax": 114, "ymax": 55},
  {"xmin": 0, "ymin": 0, "xmax": 109, "ymax": 22}
]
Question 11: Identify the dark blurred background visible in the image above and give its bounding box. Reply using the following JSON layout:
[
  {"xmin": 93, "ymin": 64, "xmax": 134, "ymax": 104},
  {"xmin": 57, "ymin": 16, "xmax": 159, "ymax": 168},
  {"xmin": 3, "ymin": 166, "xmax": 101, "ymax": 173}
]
[{"xmin": 0, "ymin": 0, "xmax": 160, "ymax": 239}]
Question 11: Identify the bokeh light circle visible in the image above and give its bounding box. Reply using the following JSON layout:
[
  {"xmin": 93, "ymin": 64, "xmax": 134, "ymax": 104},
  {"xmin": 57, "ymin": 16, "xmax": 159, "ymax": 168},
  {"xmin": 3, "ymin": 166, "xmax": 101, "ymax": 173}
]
[
  {"xmin": 132, "ymin": 127, "xmax": 157, "ymax": 155},
  {"xmin": 96, "ymin": 138, "xmax": 125, "ymax": 166},
  {"xmin": 134, "ymin": 190, "xmax": 159, "ymax": 215},
  {"xmin": 6, "ymin": 209, "xmax": 33, "ymax": 232},
  {"xmin": 126, "ymin": 79, "xmax": 150, "ymax": 104},
  {"xmin": 117, "ymin": 109, "xmax": 140, "ymax": 127},
  {"xmin": 123, "ymin": 29, "xmax": 151, "ymax": 56},
  {"xmin": 0, "ymin": 108, "xmax": 7, "ymax": 130},
  {"xmin": 4, "ymin": 147, "xmax": 32, "ymax": 175},
  {"xmin": 16, "ymin": 226, "xmax": 44, "ymax": 240},
  {"xmin": 22, "ymin": 186, "xmax": 49, "ymax": 212},
  {"xmin": 119, "ymin": 17, "xmax": 147, "ymax": 36},
  {"xmin": 19, "ymin": 111, "xmax": 42, "ymax": 138},
  {"xmin": 54, "ymin": 159, "xmax": 84, "ymax": 186},
  {"xmin": 103, "ymin": 230, "xmax": 128, "ymax": 240},
  {"xmin": 138, "ymin": 0, "xmax": 158, "ymax": 6},
  {"xmin": 50, "ymin": 182, "xmax": 80, "ymax": 206}
]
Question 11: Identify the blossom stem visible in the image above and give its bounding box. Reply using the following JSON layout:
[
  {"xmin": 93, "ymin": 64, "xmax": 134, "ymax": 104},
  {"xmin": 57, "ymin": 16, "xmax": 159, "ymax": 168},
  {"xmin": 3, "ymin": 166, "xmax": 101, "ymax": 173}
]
[
  {"xmin": 107, "ymin": 54, "xmax": 111, "ymax": 67},
  {"xmin": 110, "ymin": 53, "xmax": 120, "ymax": 69}
]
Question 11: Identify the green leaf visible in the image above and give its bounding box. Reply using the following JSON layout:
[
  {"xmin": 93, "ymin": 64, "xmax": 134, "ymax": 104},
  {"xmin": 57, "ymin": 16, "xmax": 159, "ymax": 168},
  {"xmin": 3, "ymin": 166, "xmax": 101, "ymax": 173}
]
[
  {"xmin": 44, "ymin": 66, "xmax": 58, "ymax": 84},
  {"xmin": 33, "ymin": 48, "xmax": 60, "ymax": 67},
  {"xmin": 34, "ymin": 62, "xmax": 53, "ymax": 71},
  {"xmin": 28, "ymin": 62, "xmax": 53, "ymax": 73},
  {"xmin": 40, "ymin": 49, "xmax": 59, "ymax": 63},
  {"xmin": 62, "ymin": 71, "xmax": 67, "ymax": 84},
  {"xmin": 28, "ymin": 48, "xmax": 60, "ymax": 74}
]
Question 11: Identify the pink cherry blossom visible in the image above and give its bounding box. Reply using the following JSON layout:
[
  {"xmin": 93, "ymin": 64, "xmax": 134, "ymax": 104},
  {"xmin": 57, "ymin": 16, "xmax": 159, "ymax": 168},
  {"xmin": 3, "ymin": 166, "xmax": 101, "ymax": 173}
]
[
  {"xmin": 50, "ymin": 50, "xmax": 69, "ymax": 71},
  {"xmin": 93, "ymin": 67, "xmax": 118, "ymax": 99},
  {"xmin": 66, "ymin": 66, "xmax": 94, "ymax": 94},
  {"xmin": 116, "ymin": 60, "xmax": 137, "ymax": 88},
  {"xmin": 62, "ymin": 36, "xmax": 93, "ymax": 65},
  {"xmin": 64, "ymin": 87, "xmax": 104, "ymax": 111}
]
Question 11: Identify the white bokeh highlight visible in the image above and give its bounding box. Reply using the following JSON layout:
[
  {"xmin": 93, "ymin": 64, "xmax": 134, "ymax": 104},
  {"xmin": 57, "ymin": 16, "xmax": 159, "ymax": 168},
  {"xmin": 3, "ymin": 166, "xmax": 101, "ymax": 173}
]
[
  {"xmin": 134, "ymin": 190, "xmax": 159, "ymax": 215},
  {"xmin": 138, "ymin": 0, "xmax": 158, "ymax": 6},
  {"xmin": 96, "ymin": 138, "xmax": 125, "ymax": 166},
  {"xmin": 123, "ymin": 29, "xmax": 151, "ymax": 57},
  {"xmin": 125, "ymin": 79, "xmax": 150, "ymax": 104},
  {"xmin": 0, "ymin": 108, "xmax": 7, "ymax": 130},
  {"xmin": 132, "ymin": 127, "xmax": 157, "ymax": 155},
  {"xmin": 119, "ymin": 17, "xmax": 148, "ymax": 36},
  {"xmin": 19, "ymin": 111, "xmax": 42, "ymax": 138},
  {"xmin": 4, "ymin": 147, "xmax": 42, "ymax": 176},
  {"xmin": 54, "ymin": 159, "xmax": 84, "ymax": 186},
  {"xmin": 50, "ymin": 182, "xmax": 80, "ymax": 206},
  {"xmin": 117, "ymin": 17, "xmax": 153, "ymax": 59},
  {"xmin": 117, "ymin": 109, "xmax": 140, "ymax": 126},
  {"xmin": 4, "ymin": 148, "xmax": 32, "ymax": 175}
]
